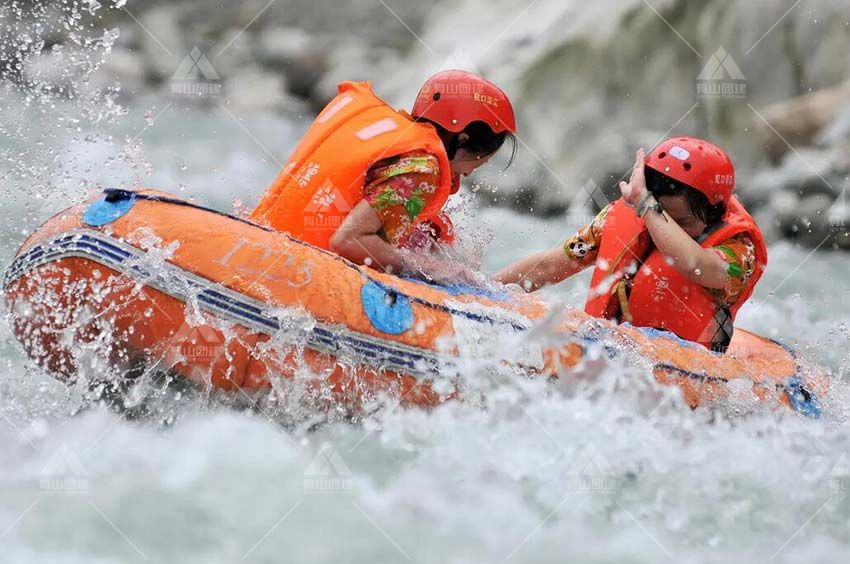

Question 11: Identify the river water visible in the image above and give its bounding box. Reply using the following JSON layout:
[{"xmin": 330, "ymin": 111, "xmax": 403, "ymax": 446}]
[{"xmin": 2, "ymin": 73, "xmax": 850, "ymax": 564}]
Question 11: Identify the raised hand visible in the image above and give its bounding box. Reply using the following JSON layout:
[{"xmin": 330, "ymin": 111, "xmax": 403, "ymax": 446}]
[{"xmin": 619, "ymin": 148, "xmax": 648, "ymax": 207}]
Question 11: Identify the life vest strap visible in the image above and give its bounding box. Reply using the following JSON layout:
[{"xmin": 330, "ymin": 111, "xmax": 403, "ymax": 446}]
[{"xmin": 615, "ymin": 280, "xmax": 633, "ymax": 323}]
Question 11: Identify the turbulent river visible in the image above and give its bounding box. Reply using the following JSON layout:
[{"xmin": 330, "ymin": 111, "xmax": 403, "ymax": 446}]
[{"xmin": 2, "ymin": 90, "xmax": 850, "ymax": 564}]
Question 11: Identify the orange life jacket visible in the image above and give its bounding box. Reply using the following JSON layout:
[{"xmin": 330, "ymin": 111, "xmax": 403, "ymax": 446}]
[
  {"xmin": 251, "ymin": 81, "xmax": 455, "ymax": 249},
  {"xmin": 584, "ymin": 197, "xmax": 767, "ymax": 350}
]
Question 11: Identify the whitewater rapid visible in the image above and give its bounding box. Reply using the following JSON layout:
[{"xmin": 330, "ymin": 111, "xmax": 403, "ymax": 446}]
[{"xmin": 2, "ymin": 98, "xmax": 850, "ymax": 564}]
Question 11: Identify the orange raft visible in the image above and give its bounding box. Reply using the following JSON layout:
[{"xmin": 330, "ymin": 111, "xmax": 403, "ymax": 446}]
[{"xmin": 3, "ymin": 189, "xmax": 827, "ymax": 416}]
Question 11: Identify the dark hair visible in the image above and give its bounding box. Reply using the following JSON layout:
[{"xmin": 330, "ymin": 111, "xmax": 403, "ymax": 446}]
[
  {"xmin": 645, "ymin": 166, "xmax": 724, "ymax": 225},
  {"xmin": 420, "ymin": 119, "xmax": 516, "ymax": 169}
]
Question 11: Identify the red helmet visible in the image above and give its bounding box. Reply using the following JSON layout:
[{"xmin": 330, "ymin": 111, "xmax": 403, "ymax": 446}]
[
  {"xmin": 645, "ymin": 137, "xmax": 735, "ymax": 206},
  {"xmin": 411, "ymin": 70, "xmax": 516, "ymax": 135}
]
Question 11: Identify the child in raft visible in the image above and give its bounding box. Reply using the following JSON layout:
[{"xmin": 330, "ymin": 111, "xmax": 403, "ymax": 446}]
[
  {"xmin": 251, "ymin": 70, "xmax": 517, "ymax": 283},
  {"xmin": 495, "ymin": 137, "xmax": 767, "ymax": 352}
]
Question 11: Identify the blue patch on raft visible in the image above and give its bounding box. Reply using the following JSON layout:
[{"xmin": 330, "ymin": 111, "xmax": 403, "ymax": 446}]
[
  {"xmin": 401, "ymin": 277, "xmax": 511, "ymax": 301},
  {"xmin": 83, "ymin": 190, "xmax": 137, "ymax": 226},
  {"xmin": 361, "ymin": 281, "xmax": 414, "ymax": 335},
  {"xmin": 785, "ymin": 376, "xmax": 822, "ymax": 419}
]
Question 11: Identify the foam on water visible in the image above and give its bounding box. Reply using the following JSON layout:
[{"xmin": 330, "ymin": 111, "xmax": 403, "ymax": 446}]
[
  {"xmin": 2, "ymin": 118, "xmax": 849, "ymax": 560},
  {"xmin": 2, "ymin": 3, "xmax": 850, "ymax": 563}
]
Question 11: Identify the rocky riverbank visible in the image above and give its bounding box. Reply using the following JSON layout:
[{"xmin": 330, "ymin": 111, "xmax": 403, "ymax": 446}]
[{"xmin": 3, "ymin": 0, "xmax": 850, "ymax": 247}]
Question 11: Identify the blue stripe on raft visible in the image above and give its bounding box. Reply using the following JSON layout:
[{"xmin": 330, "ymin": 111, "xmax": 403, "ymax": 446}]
[
  {"xmin": 5, "ymin": 233, "xmax": 450, "ymax": 375},
  {"xmin": 312, "ymin": 326, "xmax": 441, "ymax": 368},
  {"xmin": 5, "ymin": 238, "xmax": 129, "ymax": 283},
  {"xmin": 633, "ymin": 325, "xmax": 707, "ymax": 352},
  {"xmin": 575, "ymin": 333, "xmax": 619, "ymax": 360},
  {"xmin": 583, "ymin": 323, "xmax": 822, "ymax": 419},
  {"xmin": 311, "ymin": 333, "xmax": 419, "ymax": 371},
  {"xmin": 7, "ymin": 229, "xmax": 526, "ymax": 331},
  {"xmin": 102, "ymin": 189, "xmax": 523, "ymax": 326},
  {"xmin": 79, "ymin": 234, "xmax": 133, "ymax": 259},
  {"xmin": 369, "ymin": 278, "xmax": 527, "ymax": 331},
  {"xmin": 653, "ymin": 363, "xmax": 729, "ymax": 384},
  {"xmin": 401, "ymin": 276, "xmax": 512, "ymax": 302},
  {"xmin": 6, "ymin": 227, "xmax": 827, "ymax": 408}
]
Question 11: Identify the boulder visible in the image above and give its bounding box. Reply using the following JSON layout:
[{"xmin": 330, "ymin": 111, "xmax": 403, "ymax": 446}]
[
  {"xmin": 776, "ymin": 192, "xmax": 850, "ymax": 249},
  {"xmin": 256, "ymin": 26, "xmax": 329, "ymax": 99},
  {"xmin": 748, "ymin": 147, "xmax": 843, "ymax": 205},
  {"xmin": 818, "ymin": 102, "xmax": 850, "ymax": 147},
  {"xmin": 752, "ymin": 82, "xmax": 850, "ymax": 164},
  {"xmin": 138, "ymin": 5, "xmax": 184, "ymax": 82},
  {"xmin": 223, "ymin": 65, "xmax": 288, "ymax": 112}
]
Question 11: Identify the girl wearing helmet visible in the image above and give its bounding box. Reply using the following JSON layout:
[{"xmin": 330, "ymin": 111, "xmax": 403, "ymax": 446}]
[
  {"xmin": 496, "ymin": 137, "xmax": 767, "ymax": 351},
  {"xmin": 250, "ymin": 70, "xmax": 516, "ymax": 282}
]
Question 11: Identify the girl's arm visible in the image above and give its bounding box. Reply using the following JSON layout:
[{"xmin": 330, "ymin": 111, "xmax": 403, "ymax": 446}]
[
  {"xmin": 495, "ymin": 206, "xmax": 609, "ymax": 292},
  {"xmin": 330, "ymin": 200, "xmax": 479, "ymax": 283},
  {"xmin": 642, "ymin": 207, "xmax": 729, "ymax": 289},
  {"xmin": 621, "ymin": 149, "xmax": 729, "ymax": 289},
  {"xmin": 330, "ymin": 200, "xmax": 405, "ymax": 272},
  {"xmin": 494, "ymin": 246, "xmax": 588, "ymax": 292}
]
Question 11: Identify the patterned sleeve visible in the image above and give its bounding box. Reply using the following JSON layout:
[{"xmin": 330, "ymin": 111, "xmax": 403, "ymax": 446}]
[
  {"xmin": 562, "ymin": 204, "xmax": 611, "ymax": 267},
  {"xmin": 363, "ymin": 152, "xmax": 442, "ymax": 245},
  {"xmin": 709, "ymin": 234, "xmax": 757, "ymax": 303}
]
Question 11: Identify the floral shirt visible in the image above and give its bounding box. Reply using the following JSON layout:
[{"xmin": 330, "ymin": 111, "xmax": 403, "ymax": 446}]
[
  {"xmin": 563, "ymin": 204, "xmax": 756, "ymax": 305},
  {"xmin": 364, "ymin": 151, "xmax": 444, "ymax": 245}
]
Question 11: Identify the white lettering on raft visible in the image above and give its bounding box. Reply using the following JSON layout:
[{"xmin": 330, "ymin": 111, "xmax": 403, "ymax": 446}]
[{"xmin": 216, "ymin": 238, "xmax": 313, "ymax": 288}]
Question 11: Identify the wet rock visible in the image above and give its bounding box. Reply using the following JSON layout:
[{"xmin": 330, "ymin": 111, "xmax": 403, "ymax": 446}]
[
  {"xmin": 209, "ymin": 28, "xmax": 256, "ymax": 83},
  {"xmin": 749, "ymin": 147, "xmax": 844, "ymax": 204},
  {"xmin": 777, "ymin": 192, "xmax": 850, "ymax": 249},
  {"xmin": 753, "ymin": 82, "xmax": 850, "ymax": 164},
  {"xmin": 818, "ymin": 102, "xmax": 850, "ymax": 147},
  {"xmin": 223, "ymin": 65, "xmax": 288, "ymax": 112},
  {"xmin": 14, "ymin": 0, "xmax": 850, "ymax": 250},
  {"xmin": 138, "ymin": 5, "xmax": 184, "ymax": 82},
  {"xmin": 374, "ymin": 0, "xmax": 850, "ymax": 226},
  {"xmin": 256, "ymin": 26, "xmax": 328, "ymax": 99},
  {"xmin": 751, "ymin": 205, "xmax": 781, "ymax": 244},
  {"xmin": 314, "ymin": 40, "xmax": 401, "ymax": 110}
]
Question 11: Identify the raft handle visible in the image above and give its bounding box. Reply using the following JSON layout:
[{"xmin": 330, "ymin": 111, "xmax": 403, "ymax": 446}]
[{"xmin": 104, "ymin": 188, "xmax": 137, "ymax": 203}]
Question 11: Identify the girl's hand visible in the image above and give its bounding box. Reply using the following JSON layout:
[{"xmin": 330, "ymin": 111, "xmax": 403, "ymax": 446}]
[{"xmin": 619, "ymin": 148, "xmax": 648, "ymax": 207}]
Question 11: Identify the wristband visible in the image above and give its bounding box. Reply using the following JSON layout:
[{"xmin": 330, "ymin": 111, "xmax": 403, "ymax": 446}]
[
  {"xmin": 627, "ymin": 191, "xmax": 652, "ymax": 211},
  {"xmin": 636, "ymin": 193, "xmax": 663, "ymax": 218}
]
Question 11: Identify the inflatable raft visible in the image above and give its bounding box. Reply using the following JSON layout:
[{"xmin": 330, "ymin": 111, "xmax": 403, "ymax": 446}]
[{"xmin": 3, "ymin": 189, "xmax": 827, "ymax": 416}]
